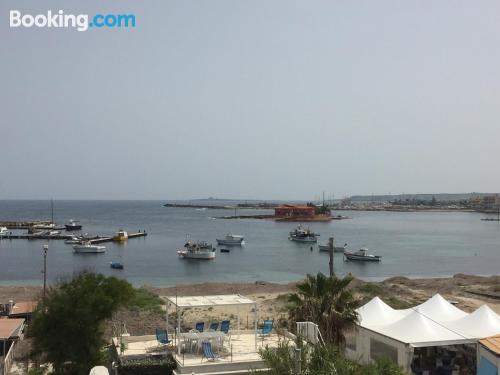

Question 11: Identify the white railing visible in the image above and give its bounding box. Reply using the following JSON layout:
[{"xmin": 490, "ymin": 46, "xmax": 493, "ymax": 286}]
[{"xmin": 2, "ymin": 339, "xmax": 17, "ymax": 375}]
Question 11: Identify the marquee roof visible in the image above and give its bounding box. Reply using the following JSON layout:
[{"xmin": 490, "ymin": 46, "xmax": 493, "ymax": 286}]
[{"xmin": 357, "ymin": 294, "xmax": 500, "ymax": 346}]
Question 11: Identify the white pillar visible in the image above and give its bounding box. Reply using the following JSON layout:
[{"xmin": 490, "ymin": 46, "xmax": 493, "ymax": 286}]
[
  {"xmin": 177, "ymin": 307, "xmax": 182, "ymax": 355},
  {"xmin": 165, "ymin": 301, "xmax": 169, "ymax": 331},
  {"xmin": 237, "ymin": 306, "xmax": 240, "ymax": 339},
  {"xmin": 254, "ymin": 303, "xmax": 257, "ymax": 351}
]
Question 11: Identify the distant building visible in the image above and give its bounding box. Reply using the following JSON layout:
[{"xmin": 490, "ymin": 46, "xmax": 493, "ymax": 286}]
[
  {"xmin": 274, "ymin": 205, "xmax": 315, "ymax": 219},
  {"xmin": 482, "ymin": 195, "xmax": 499, "ymax": 211}
]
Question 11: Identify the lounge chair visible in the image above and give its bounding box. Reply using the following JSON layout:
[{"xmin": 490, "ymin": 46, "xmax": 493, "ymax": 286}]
[
  {"xmin": 209, "ymin": 322, "xmax": 219, "ymax": 331},
  {"xmin": 201, "ymin": 341, "xmax": 219, "ymax": 362},
  {"xmin": 195, "ymin": 321, "xmax": 205, "ymax": 332},
  {"xmin": 220, "ymin": 320, "xmax": 230, "ymax": 334},
  {"xmin": 155, "ymin": 328, "xmax": 171, "ymax": 346},
  {"xmin": 257, "ymin": 320, "xmax": 273, "ymax": 337}
]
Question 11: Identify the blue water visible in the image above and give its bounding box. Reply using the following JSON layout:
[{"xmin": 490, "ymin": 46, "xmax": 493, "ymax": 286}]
[{"xmin": 0, "ymin": 200, "xmax": 499, "ymax": 286}]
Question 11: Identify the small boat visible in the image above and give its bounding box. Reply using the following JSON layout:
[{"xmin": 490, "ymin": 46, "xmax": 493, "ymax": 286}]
[
  {"xmin": 220, "ymin": 248, "xmax": 230, "ymax": 253},
  {"xmin": 289, "ymin": 225, "xmax": 319, "ymax": 243},
  {"xmin": 64, "ymin": 235, "xmax": 82, "ymax": 244},
  {"xmin": 216, "ymin": 234, "xmax": 244, "ymax": 246},
  {"xmin": 47, "ymin": 230, "xmax": 60, "ymax": 236},
  {"xmin": 113, "ymin": 230, "xmax": 128, "ymax": 242},
  {"xmin": 73, "ymin": 241, "xmax": 106, "ymax": 254},
  {"xmin": 0, "ymin": 227, "xmax": 9, "ymax": 237},
  {"xmin": 110, "ymin": 262, "xmax": 124, "ymax": 270},
  {"xmin": 319, "ymin": 243, "xmax": 347, "ymax": 253},
  {"xmin": 344, "ymin": 247, "xmax": 381, "ymax": 262},
  {"xmin": 177, "ymin": 240, "xmax": 216, "ymax": 260},
  {"xmin": 65, "ymin": 219, "xmax": 82, "ymax": 231}
]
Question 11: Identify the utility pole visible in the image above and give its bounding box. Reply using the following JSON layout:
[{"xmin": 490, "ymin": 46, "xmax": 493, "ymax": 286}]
[
  {"xmin": 328, "ymin": 237, "xmax": 334, "ymax": 277},
  {"xmin": 42, "ymin": 244, "xmax": 48, "ymax": 307}
]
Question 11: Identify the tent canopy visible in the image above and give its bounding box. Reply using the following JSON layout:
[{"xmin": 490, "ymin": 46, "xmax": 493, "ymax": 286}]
[
  {"xmin": 163, "ymin": 294, "xmax": 256, "ymax": 308},
  {"xmin": 356, "ymin": 294, "xmax": 500, "ymax": 347}
]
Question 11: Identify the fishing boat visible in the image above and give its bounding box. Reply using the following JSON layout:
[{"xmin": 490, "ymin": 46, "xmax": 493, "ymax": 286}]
[
  {"xmin": 110, "ymin": 262, "xmax": 124, "ymax": 270},
  {"xmin": 65, "ymin": 219, "xmax": 82, "ymax": 231},
  {"xmin": 113, "ymin": 230, "xmax": 128, "ymax": 242},
  {"xmin": 289, "ymin": 225, "xmax": 319, "ymax": 243},
  {"xmin": 177, "ymin": 241, "xmax": 216, "ymax": 260},
  {"xmin": 216, "ymin": 234, "xmax": 244, "ymax": 246},
  {"xmin": 0, "ymin": 227, "xmax": 9, "ymax": 237},
  {"xmin": 344, "ymin": 247, "xmax": 381, "ymax": 262},
  {"xmin": 73, "ymin": 241, "xmax": 106, "ymax": 254}
]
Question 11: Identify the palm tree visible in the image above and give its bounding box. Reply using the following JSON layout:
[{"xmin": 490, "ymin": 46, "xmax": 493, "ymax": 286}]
[{"xmin": 288, "ymin": 273, "xmax": 359, "ymax": 345}]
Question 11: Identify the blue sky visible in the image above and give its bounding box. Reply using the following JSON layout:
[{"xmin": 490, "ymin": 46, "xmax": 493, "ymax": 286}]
[{"xmin": 1, "ymin": 1, "xmax": 500, "ymax": 200}]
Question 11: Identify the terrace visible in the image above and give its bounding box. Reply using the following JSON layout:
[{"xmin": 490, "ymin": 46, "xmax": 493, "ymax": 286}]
[{"xmin": 112, "ymin": 294, "xmax": 295, "ymax": 375}]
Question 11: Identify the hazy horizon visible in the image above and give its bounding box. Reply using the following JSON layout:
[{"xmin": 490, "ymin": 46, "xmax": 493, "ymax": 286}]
[{"xmin": 2, "ymin": 1, "xmax": 500, "ymax": 200}]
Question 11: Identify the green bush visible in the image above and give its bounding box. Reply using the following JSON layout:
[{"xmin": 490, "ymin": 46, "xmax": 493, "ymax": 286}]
[
  {"xmin": 128, "ymin": 287, "xmax": 163, "ymax": 313},
  {"xmin": 118, "ymin": 355, "xmax": 176, "ymax": 375}
]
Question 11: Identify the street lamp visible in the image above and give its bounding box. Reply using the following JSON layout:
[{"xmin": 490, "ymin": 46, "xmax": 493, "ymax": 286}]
[{"xmin": 42, "ymin": 244, "xmax": 48, "ymax": 304}]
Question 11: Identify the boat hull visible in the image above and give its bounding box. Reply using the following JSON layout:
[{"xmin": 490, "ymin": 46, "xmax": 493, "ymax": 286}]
[
  {"xmin": 177, "ymin": 250, "xmax": 216, "ymax": 260},
  {"xmin": 65, "ymin": 224, "xmax": 82, "ymax": 231},
  {"xmin": 289, "ymin": 236, "xmax": 317, "ymax": 243},
  {"xmin": 216, "ymin": 239, "xmax": 244, "ymax": 245},
  {"xmin": 73, "ymin": 245, "xmax": 106, "ymax": 253},
  {"xmin": 344, "ymin": 253, "xmax": 381, "ymax": 262}
]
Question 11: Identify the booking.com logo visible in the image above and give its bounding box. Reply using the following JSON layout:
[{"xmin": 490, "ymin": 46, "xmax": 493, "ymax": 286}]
[{"xmin": 9, "ymin": 10, "xmax": 136, "ymax": 31}]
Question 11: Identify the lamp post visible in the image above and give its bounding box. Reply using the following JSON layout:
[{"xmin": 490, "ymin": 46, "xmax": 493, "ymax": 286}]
[{"xmin": 42, "ymin": 244, "xmax": 48, "ymax": 305}]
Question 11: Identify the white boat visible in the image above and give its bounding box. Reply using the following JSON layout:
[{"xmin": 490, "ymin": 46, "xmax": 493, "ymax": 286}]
[
  {"xmin": 177, "ymin": 241, "xmax": 216, "ymax": 260},
  {"xmin": 344, "ymin": 247, "xmax": 381, "ymax": 262},
  {"xmin": 0, "ymin": 227, "xmax": 9, "ymax": 237},
  {"xmin": 73, "ymin": 241, "xmax": 106, "ymax": 254},
  {"xmin": 216, "ymin": 234, "xmax": 244, "ymax": 246}
]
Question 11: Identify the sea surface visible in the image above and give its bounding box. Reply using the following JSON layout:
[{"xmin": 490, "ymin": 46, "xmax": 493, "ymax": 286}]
[{"xmin": 0, "ymin": 200, "xmax": 499, "ymax": 286}]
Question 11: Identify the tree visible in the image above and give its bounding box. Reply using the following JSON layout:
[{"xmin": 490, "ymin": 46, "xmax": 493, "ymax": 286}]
[
  {"xmin": 288, "ymin": 273, "xmax": 359, "ymax": 345},
  {"xmin": 30, "ymin": 272, "xmax": 134, "ymax": 374},
  {"xmin": 259, "ymin": 340, "xmax": 404, "ymax": 375}
]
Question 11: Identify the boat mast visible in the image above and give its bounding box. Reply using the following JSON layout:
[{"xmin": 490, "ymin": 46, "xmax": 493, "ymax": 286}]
[{"xmin": 50, "ymin": 199, "xmax": 54, "ymax": 224}]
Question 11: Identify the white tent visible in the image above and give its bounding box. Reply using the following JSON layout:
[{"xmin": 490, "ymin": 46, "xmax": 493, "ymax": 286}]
[
  {"xmin": 357, "ymin": 296, "xmax": 409, "ymax": 329},
  {"xmin": 406, "ymin": 294, "xmax": 469, "ymax": 322},
  {"xmin": 377, "ymin": 308, "xmax": 469, "ymax": 347},
  {"xmin": 447, "ymin": 305, "xmax": 500, "ymax": 339},
  {"xmin": 348, "ymin": 294, "xmax": 500, "ymax": 372}
]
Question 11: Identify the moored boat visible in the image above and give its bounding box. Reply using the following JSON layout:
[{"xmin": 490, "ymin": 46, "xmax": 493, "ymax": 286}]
[
  {"xmin": 65, "ymin": 219, "xmax": 82, "ymax": 231},
  {"xmin": 0, "ymin": 227, "xmax": 9, "ymax": 237},
  {"xmin": 216, "ymin": 234, "xmax": 244, "ymax": 246},
  {"xmin": 73, "ymin": 241, "xmax": 106, "ymax": 254},
  {"xmin": 177, "ymin": 240, "xmax": 216, "ymax": 260},
  {"xmin": 289, "ymin": 225, "xmax": 319, "ymax": 243},
  {"xmin": 344, "ymin": 247, "xmax": 381, "ymax": 262},
  {"xmin": 113, "ymin": 230, "xmax": 128, "ymax": 242},
  {"xmin": 110, "ymin": 261, "xmax": 124, "ymax": 269}
]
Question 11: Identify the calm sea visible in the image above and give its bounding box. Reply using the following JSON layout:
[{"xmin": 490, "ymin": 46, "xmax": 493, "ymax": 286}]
[{"xmin": 0, "ymin": 200, "xmax": 498, "ymax": 286}]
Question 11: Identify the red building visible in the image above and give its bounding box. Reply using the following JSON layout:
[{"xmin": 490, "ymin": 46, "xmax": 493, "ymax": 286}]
[{"xmin": 274, "ymin": 205, "xmax": 315, "ymax": 219}]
